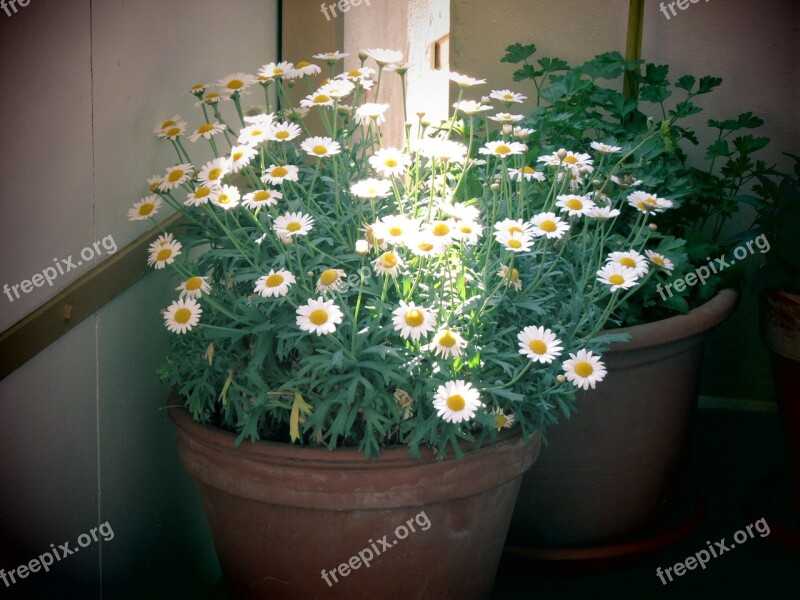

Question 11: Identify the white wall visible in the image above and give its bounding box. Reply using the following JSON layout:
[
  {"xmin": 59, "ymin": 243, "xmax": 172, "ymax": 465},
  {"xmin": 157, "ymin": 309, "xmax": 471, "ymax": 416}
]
[{"xmin": 0, "ymin": 1, "xmax": 278, "ymax": 595}]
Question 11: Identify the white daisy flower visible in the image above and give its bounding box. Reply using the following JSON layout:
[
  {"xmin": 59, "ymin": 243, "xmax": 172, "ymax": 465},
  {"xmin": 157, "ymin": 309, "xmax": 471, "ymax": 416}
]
[
  {"xmin": 508, "ymin": 165, "xmax": 546, "ymax": 182},
  {"xmin": 266, "ymin": 121, "xmax": 302, "ymax": 142},
  {"xmin": 597, "ymin": 263, "xmax": 639, "ymax": 292},
  {"xmin": 312, "ymin": 51, "xmax": 348, "ymax": 61},
  {"xmin": 176, "ymin": 276, "xmax": 210, "ymax": 300},
  {"xmin": 518, "ymin": 326, "xmax": 564, "ymax": 363},
  {"xmin": 197, "ymin": 91, "xmax": 224, "ymax": 106},
  {"xmin": 261, "ymin": 164, "xmax": 300, "ymax": 185},
  {"xmin": 228, "ymin": 144, "xmax": 258, "ymax": 173},
  {"xmin": 255, "ymin": 269, "xmax": 296, "ymax": 298},
  {"xmin": 147, "ymin": 174, "xmax": 164, "ymax": 193},
  {"xmin": 153, "ymin": 115, "xmax": 182, "ymax": 135},
  {"xmin": 479, "ymin": 140, "xmax": 528, "ymax": 157},
  {"xmin": 448, "ymin": 71, "xmax": 486, "ymax": 88},
  {"xmin": 273, "ymin": 211, "xmax": 314, "ymax": 237},
  {"xmin": 492, "ymin": 407, "xmax": 516, "ymax": 431},
  {"xmin": 489, "ymin": 89, "xmax": 527, "ymax": 104},
  {"xmin": 530, "ymin": 212, "xmax": 570, "ymax": 239},
  {"xmin": 147, "ymin": 233, "xmax": 181, "ymax": 269},
  {"xmin": 365, "ymin": 48, "xmax": 404, "ymax": 65},
  {"xmin": 369, "ymin": 148, "xmax": 411, "ymax": 178},
  {"xmin": 412, "ymin": 138, "xmax": 468, "ymax": 162},
  {"xmin": 197, "ymin": 157, "xmax": 230, "ymax": 187},
  {"xmin": 453, "ymin": 100, "xmax": 492, "ymax": 115},
  {"xmin": 563, "ymin": 349, "xmax": 607, "ymax": 390},
  {"xmin": 497, "ymin": 231, "xmax": 534, "ymax": 253},
  {"xmin": 339, "ymin": 66, "xmax": 376, "ymax": 82},
  {"xmin": 429, "ymin": 329, "xmax": 468, "ymax": 359},
  {"xmin": 238, "ymin": 124, "xmax": 272, "ymax": 146},
  {"xmin": 163, "ymin": 298, "xmax": 202, "ymax": 334},
  {"xmin": 217, "ymin": 73, "xmax": 258, "ymax": 96},
  {"xmin": 586, "ymin": 206, "xmax": 621, "ymax": 220},
  {"xmin": 301, "ymin": 136, "xmax": 341, "ymax": 158},
  {"xmin": 453, "ymin": 220, "xmax": 483, "ymax": 246},
  {"xmin": 355, "ymin": 103, "xmax": 390, "ymax": 125},
  {"xmin": 315, "ymin": 269, "xmax": 346, "ymax": 293},
  {"xmin": 538, "ymin": 150, "xmax": 594, "ymax": 173},
  {"xmin": 590, "ymin": 141, "xmax": 622, "ymax": 154},
  {"xmin": 257, "ymin": 62, "xmax": 294, "ymax": 80},
  {"xmin": 427, "ymin": 219, "xmax": 457, "ymax": 246},
  {"xmin": 646, "ymin": 250, "xmax": 675, "ymax": 272},
  {"xmin": 242, "ymin": 189, "xmax": 282, "ymax": 209},
  {"xmin": 296, "ymin": 297, "xmax": 344, "ymax": 336},
  {"xmin": 159, "ymin": 164, "xmax": 194, "ymax": 191},
  {"xmin": 494, "ymin": 218, "xmax": 533, "ymax": 238},
  {"xmin": 513, "ymin": 126, "xmax": 536, "ymax": 139},
  {"xmin": 156, "ymin": 120, "xmax": 187, "ymax": 140},
  {"xmin": 286, "ymin": 61, "xmax": 322, "ymax": 78},
  {"xmin": 210, "ymin": 185, "xmax": 241, "ymax": 210},
  {"xmin": 440, "ymin": 201, "xmax": 481, "ymax": 223},
  {"xmin": 607, "ymin": 250, "xmax": 649, "ymax": 277},
  {"xmin": 244, "ymin": 113, "xmax": 275, "ymax": 127},
  {"xmin": 497, "ymin": 265, "xmax": 522, "ymax": 290},
  {"xmin": 189, "ymin": 122, "xmax": 227, "ymax": 143},
  {"xmin": 408, "ymin": 232, "xmax": 445, "ymax": 257},
  {"xmin": 319, "ymin": 78, "xmax": 356, "ymax": 99},
  {"xmin": 556, "ymin": 194, "xmax": 596, "ymax": 217},
  {"xmin": 627, "ymin": 190, "xmax": 673, "ymax": 214},
  {"xmin": 128, "ymin": 195, "xmax": 163, "ymax": 221},
  {"xmin": 433, "ymin": 380, "xmax": 481, "ymax": 423},
  {"xmin": 185, "ymin": 185, "xmax": 220, "ymax": 207},
  {"xmin": 392, "ymin": 301, "xmax": 436, "ymax": 342},
  {"xmin": 300, "ymin": 91, "xmax": 335, "ymax": 108},
  {"xmin": 351, "ymin": 178, "xmax": 393, "ymax": 200},
  {"xmin": 372, "ymin": 250, "xmax": 403, "ymax": 277},
  {"xmin": 188, "ymin": 84, "xmax": 209, "ymax": 96},
  {"xmin": 488, "ymin": 113, "xmax": 524, "ymax": 124}
]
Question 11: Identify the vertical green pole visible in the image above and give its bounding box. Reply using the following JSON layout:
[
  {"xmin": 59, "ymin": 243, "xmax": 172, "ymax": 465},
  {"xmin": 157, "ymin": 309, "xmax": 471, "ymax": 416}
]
[{"xmin": 623, "ymin": 0, "xmax": 645, "ymax": 101}]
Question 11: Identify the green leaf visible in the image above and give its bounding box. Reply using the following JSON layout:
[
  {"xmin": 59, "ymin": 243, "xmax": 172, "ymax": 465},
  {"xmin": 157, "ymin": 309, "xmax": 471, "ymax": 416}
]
[
  {"xmin": 502, "ymin": 43, "xmax": 537, "ymax": 64},
  {"xmin": 675, "ymin": 75, "xmax": 696, "ymax": 92},
  {"xmin": 706, "ymin": 139, "xmax": 730, "ymax": 159},
  {"xmin": 697, "ymin": 75, "xmax": 723, "ymax": 94}
]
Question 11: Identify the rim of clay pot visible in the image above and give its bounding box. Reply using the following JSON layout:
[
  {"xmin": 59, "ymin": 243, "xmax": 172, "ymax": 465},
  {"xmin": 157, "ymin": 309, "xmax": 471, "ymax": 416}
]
[{"xmin": 603, "ymin": 286, "xmax": 739, "ymax": 354}]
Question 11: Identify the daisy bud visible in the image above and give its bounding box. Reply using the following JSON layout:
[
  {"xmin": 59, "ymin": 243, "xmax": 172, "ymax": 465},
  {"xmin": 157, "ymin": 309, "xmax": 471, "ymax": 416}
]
[
  {"xmin": 557, "ymin": 149, "xmax": 568, "ymax": 159},
  {"xmin": 557, "ymin": 374, "xmax": 566, "ymax": 383},
  {"xmin": 592, "ymin": 179, "xmax": 602, "ymax": 188},
  {"xmin": 579, "ymin": 167, "xmax": 589, "ymax": 175},
  {"xmin": 307, "ymin": 271, "xmax": 314, "ymax": 277},
  {"xmin": 356, "ymin": 240, "xmax": 370, "ymax": 255},
  {"xmin": 395, "ymin": 65, "xmax": 408, "ymax": 76},
  {"xmin": 649, "ymin": 223, "xmax": 658, "ymax": 231},
  {"xmin": 281, "ymin": 236, "xmax": 294, "ymax": 246},
  {"xmin": 421, "ymin": 120, "xmax": 431, "ymax": 127},
  {"xmin": 502, "ymin": 124, "xmax": 513, "ymax": 136},
  {"xmin": 416, "ymin": 111, "xmax": 426, "ymax": 119},
  {"xmin": 358, "ymin": 51, "xmax": 368, "ymax": 62},
  {"xmin": 481, "ymin": 96, "xmax": 491, "ymax": 104},
  {"xmin": 490, "ymin": 183, "xmax": 500, "ymax": 191},
  {"xmin": 616, "ymin": 240, "xmax": 623, "ymax": 246}
]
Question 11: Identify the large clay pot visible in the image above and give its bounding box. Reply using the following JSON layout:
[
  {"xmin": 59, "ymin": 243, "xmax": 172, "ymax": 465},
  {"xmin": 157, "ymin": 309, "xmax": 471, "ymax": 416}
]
[
  {"xmin": 508, "ymin": 287, "xmax": 739, "ymax": 547},
  {"xmin": 761, "ymin": 289, "xmax": 800, "ymax": 515},
  {"xmin": 169, "ymin": 405, "xmax": 541, "ymax": 599}
]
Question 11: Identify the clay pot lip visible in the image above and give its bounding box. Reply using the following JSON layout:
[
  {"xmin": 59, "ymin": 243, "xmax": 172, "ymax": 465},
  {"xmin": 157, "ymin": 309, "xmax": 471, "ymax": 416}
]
[
  {"xmin": 168, "ymin": 400, "xmax": 540, "ymax": 467},
  {"xmin": 603, "ymin": 286, "xmax": 740, "ymax": 354}
]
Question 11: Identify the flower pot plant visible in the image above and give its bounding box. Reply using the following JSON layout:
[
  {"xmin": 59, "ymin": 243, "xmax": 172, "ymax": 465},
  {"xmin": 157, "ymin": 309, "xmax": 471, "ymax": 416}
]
[
  {"xmin": 131, "ymin": 48, "xmax": 683, "ymax": 597},
  {"xmin": 495, "ymin": 43, "xmax": 779, "ymax": 548}
]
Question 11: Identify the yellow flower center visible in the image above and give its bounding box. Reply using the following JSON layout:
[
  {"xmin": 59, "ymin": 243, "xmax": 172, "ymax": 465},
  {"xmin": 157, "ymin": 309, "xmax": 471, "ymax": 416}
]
[
  {"xmin": 149, "ymin": 181, "xmax": 160, "ymax": 192},
  {"xmin": 460, "ymin": 225, "xmax": 473, "ymax": 234},
  {"xmin": 495, "ymin": 414, "xmax": 508, "ymax": 428},
  {"xmin": 314, "ymin": 94, "xmax": 331, "ymax": 104},
  {"xmin": 205, "ymin": 93, "xmax": 220, "ymax": 101},
  {"xmin": 523, "ymin": 166, "xmax": 535, "ymax": 174},
  {"xmin": 620, "ymin": 257, "xmax": 637, "ymax": 268},
  {"xmin": 197, "ymin": 123, "xmax": 215, "ymax": 134},
  {"xmin": 249, "ymin": 129, "xmax": 264, "ymax": 138},
  {"xmin": 418, "ymin": 242, "xmax": 434, "ymax": 252},
  {"xmin": 161, "ymin": 120, "xmax": 175, "ymax": 129},
  {"xmin": 380, "ymin": 253, "xmax": 398, "ymax": 268},
  {"xmin": 227, "ymin": 79, "xmax": 244, "ymax": 90},
  {"xmin": 652, "ymin": 256, "xmax": 665, "ymax": 266},
  {"xmin": 608, "ymin": 274, "xmax": 625, "ymax": 286},
  {"xmin": 252, "ymin": 191, "xmax": 271, "ymax": 202},
  {"xmin": 218, "ymin": 194, "xmax": 231, "ymax": 204},
  {"xmin": 495, "ymin": 145, "xmax": 512, "ymax": 155},
  {"xmin": 509, "ymin": 226, "xmax": 523, "ymax": 235},
  {"xmin": 348, "ymin": 70, "xmax": 363, "ymax": 77},
  {"xmin": 645, "ymin": 197, "xmax": 658, "ymax": 205},
  {"xmin": 156, "ymin": 248, "xmax": 172, "ymax": 261},
  {"xmin": 191, "ymin": 85, "xmax": 204, "ymax": 92},
  {"xmin": 275, "ymin": 130, "xmax": 290, "ymax": 139},
  {"xmin": 564, "ymin": 155, "xmax": 578, "ymax": 164},
  {"xmin": 504, "ymin": 94, "xmax": 514, "ymax": 100},
  {"xmin": 508, "ymin": 239, "xmax": 523, "ymax": 249},
  {"xmin": 432, "ymin": 223, "xmax": 450, "ymax": 237},
  {"xmin": 447, "ymin": 394, "xmax": 466, "ymax": 412},
  {"xmin": 266, "ymin": 274, "xmax": 284, "ymax": 287},
  {"xmin": 274, "ymin": 68, "xmax": 284, "ymax": 75},
  {"xmin": 575, "ymin": 361, "xmax": 594, "ymax": 378},
  {"xmin": 138, "ymin": 203, "xmax": 155, "ymax": 216},
  {"xmin": 405, "ymin": 309, "xmax": 425, "ymax": 327},
  {"xmin": 320, "ymin": 269, "xmax": 339, "ymax": 286},
  {"xmin": 232, "ymin": 151, "xmax": 244, "ymax": 161},
  {"xmin": 174, "ymin": 308, "xmax": 192, "ymax": 324},
  {"xmin": 195, "ymin": 187, "xmax": 211, "ymax": 198},
  {"xmin": 540, "ymin": 220, "xmax": 557, "ymax": 233},
  {"xmin": 439, "ymin": 331, "xmax": 457, "ymax": 347},
  {"xmin": 309, "ymin": 309, "xmax": 329, "ymax": 326},
  {"xmin": 287, "ymin": 222, "xmax": 302, "ymax": 232},
  {"xmin": 166, "ymin": 126, "xmax": 182, "ymax": 137},
  {"xmin": 185, "ymin": 277, "xmax": 203, "ymax": 291},
  {"xmin": 208, "ymin": 168, "xmax": 222, "ymax": 180},
  {"xmin": 385, "ymin": 158, "xmax": 398, "ymax": 167},
  {"xmin": 296, "ymin": 61, "xmax": 311, "ymax": 68},
  {"xmin": 529, "ymin": 340, "xmax": 547, "ymax": 354},
  {"xmin": 167, "ymin": 169, "xmax": 185, "ymax": 183},
  {"xmin": 566, "ymin": 199, "xmax": 583, "ymax": 210},
  {"xmin": 312, "ymin": 145, "xmax": 328, "ymax": 155},
  {"xmin": 388, "ymin": 226, "xmax": 404, "ymax": 237},
  {"xmin": 272, "ymin": 166, "xmax": 288, "ymax": 177}
]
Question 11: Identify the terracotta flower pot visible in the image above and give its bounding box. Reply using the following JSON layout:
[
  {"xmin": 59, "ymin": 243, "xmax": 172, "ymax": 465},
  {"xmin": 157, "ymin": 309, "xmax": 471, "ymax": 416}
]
[
  {"xmin": 508, "ymin": 287, "xmax": 739, "ymax": 546},
  {"xmin": 760, "ymin": 289, "xmax": 800, "ymax": 515},
  {"xmin": 169, "ymin": 405, "xmax": 541, "ymax": 599}
]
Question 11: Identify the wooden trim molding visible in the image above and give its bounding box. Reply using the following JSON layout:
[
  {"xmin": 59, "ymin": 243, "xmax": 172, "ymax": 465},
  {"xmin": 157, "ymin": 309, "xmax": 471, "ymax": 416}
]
[{"xmin": 0, "ymin": 213, "xmax": 186, "ymax": 381}]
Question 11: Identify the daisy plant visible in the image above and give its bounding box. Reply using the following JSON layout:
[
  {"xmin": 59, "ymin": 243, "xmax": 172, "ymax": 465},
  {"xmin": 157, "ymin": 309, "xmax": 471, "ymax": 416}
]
[{"xmin": 132, "ymin": 50, "xmax": 676, "ymax": 458}]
